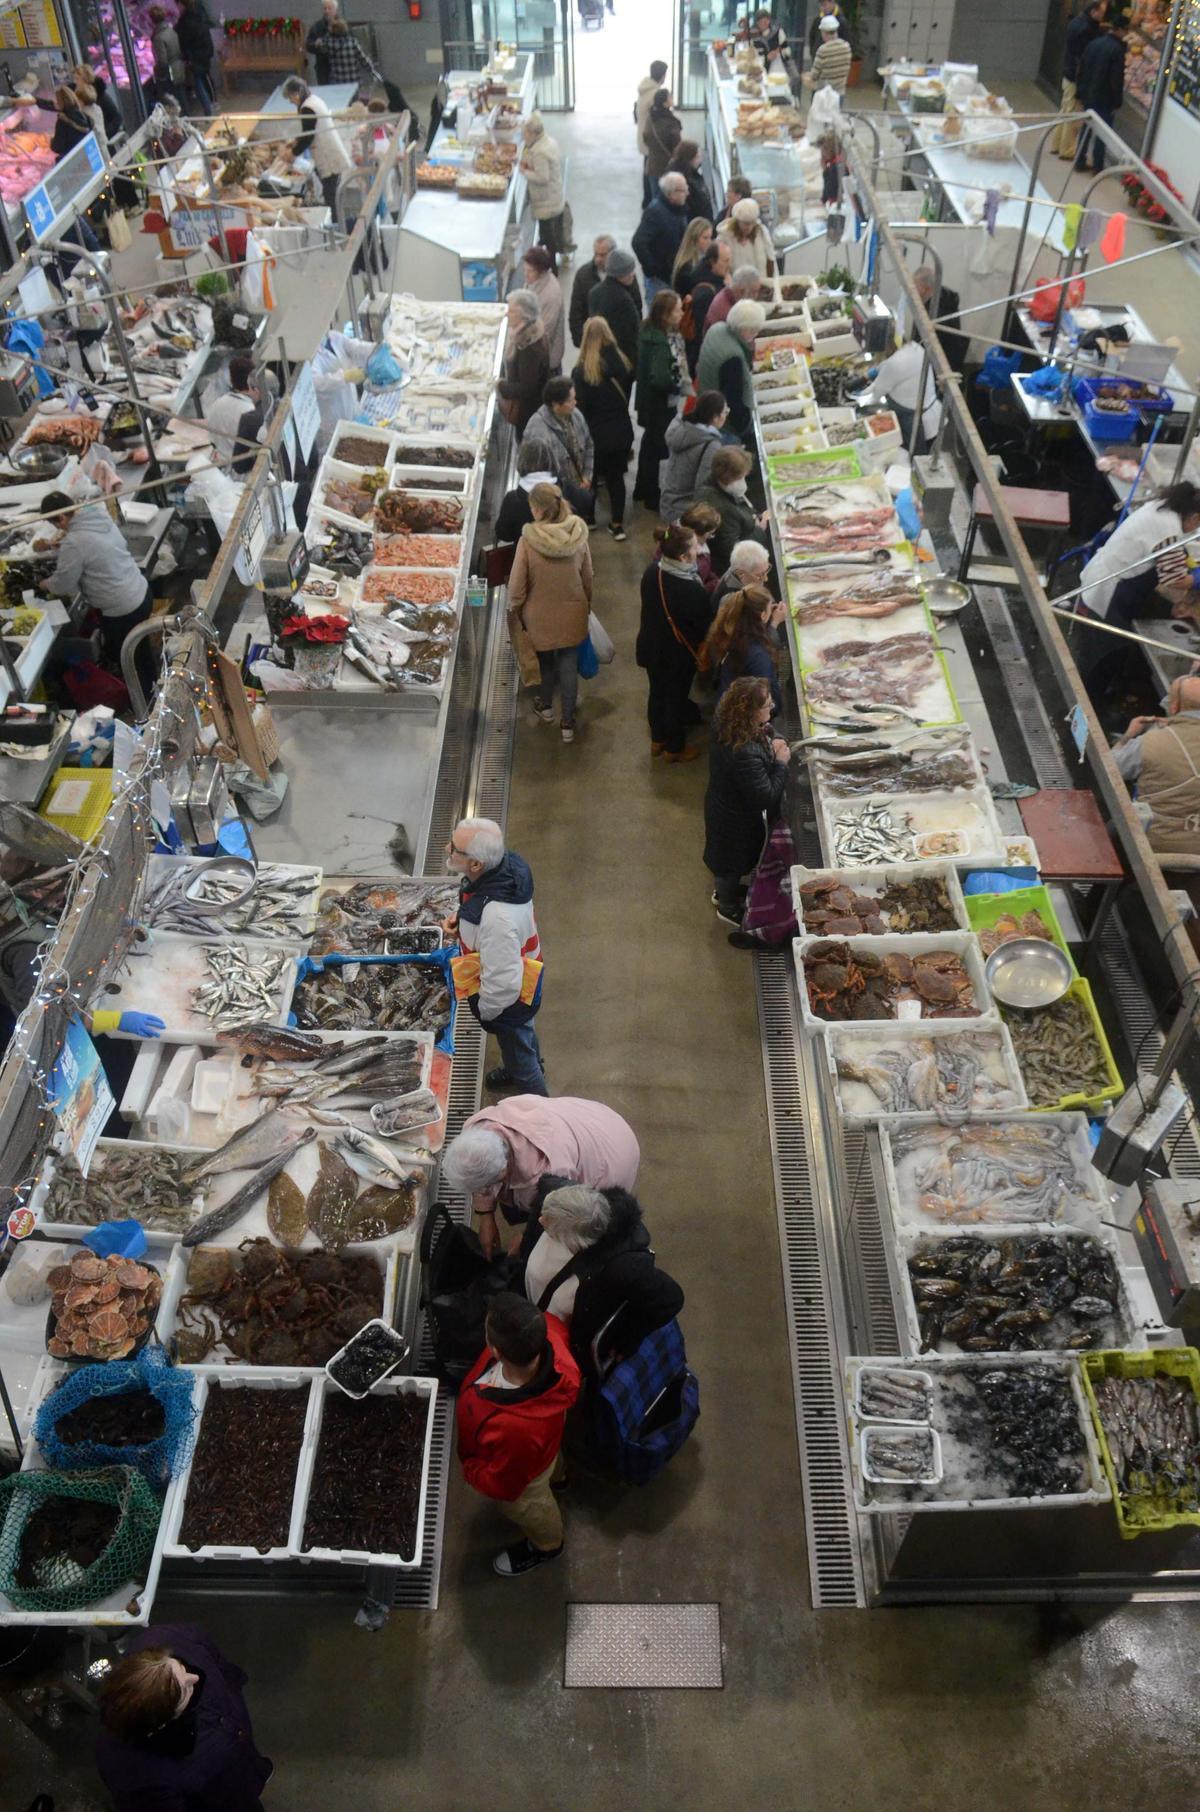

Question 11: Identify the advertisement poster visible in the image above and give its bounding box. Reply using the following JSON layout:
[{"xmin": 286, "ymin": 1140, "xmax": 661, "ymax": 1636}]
[{"xmin": 48, "ymin": 1018, "xmax": 113, "ymax": 1177}]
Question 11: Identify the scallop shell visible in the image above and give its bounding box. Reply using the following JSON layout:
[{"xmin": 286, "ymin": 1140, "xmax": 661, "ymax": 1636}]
[
  {"xmin": 115, "ymin": 1261, "xmax": 149, "ymax": 1288},
  {"xmin": 92, "ymin": 1277, "xmax": 121, "ymax": 1305},
  {"xmin": 87, "ymin": 1308, "xmax": 130, "ymax": 1343},
  {"xmin": 46, "ymin": 1266, "xmax": 71, "ymax": 1292},
  {"xmin": 70, "ymin": 1329, "xmax": 91, "ymax": 1355},
  {"xmin": 63, "ymin": 1283, "xmax": 98, "ymax": 1309},
  {"xmin": 69, "ymin": 1255, "xmax": 106, "ymax": 1281},
  {"xmin": 47, "ymin": 1336, "xmax": 70, "ymax": 1358}
]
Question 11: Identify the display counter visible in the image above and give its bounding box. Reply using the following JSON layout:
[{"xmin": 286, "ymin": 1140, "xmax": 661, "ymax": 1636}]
[{"xmin": 704, "ymin": 47, "xmax": 823, "ymax": 255}]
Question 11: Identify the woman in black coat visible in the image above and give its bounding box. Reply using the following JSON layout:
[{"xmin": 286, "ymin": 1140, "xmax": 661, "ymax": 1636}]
[
  {"xmin": 668, "ymin": 139, "xmax": 715, "ymax": 224},
  {"xmin": 517, "ymin": 1181, "xmax": 684, "ymax": 1379},
  {"xmin": 572, "ymin": 315, "xmax": 634, "ymax": 542},
  {"xmin": 496, "ymin": 289, "xmax": 551, "ymax": 435},
  {"xmin": 637, "ymin": 522, "xmax": 715, "ymax": 762},
  {"xmin": 95, "ymin": 1622, "xmax": 272, "ymax": 1812},
  {"xmin": 704, "ymin": 674, "xmax": 790, "ymax": 924},
  {"xmin": 496, "ymin": 439, "xmax": 559, "ymax": 543}
]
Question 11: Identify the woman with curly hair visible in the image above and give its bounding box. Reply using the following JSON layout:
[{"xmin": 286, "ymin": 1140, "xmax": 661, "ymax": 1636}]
[
  {"xmin": 703, "ymin": 675, "xmax": 790, "ymax": 925},
  {"xmin": 702, "ymin": 584, "xmax": 786, "ymax": 710}
]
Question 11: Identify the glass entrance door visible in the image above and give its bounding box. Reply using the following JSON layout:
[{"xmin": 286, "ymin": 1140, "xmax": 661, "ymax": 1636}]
[{"xmin": 453, "ymin": 0, "xmax": 575, "ymax": 107}]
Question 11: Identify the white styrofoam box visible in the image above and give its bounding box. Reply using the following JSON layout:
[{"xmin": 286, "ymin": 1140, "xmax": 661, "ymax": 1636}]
[
  {"xmin": 824, "ymin": 1017, "xmax": 1027, "ymax": 1124},
  {"xmin": 32, "ymin": 1139, "xmax": 207, "ymax": 1241},
  {"xmin": 291, "ymin": 1374, "xmax": 437, "ymax": 1569},
  {"xmin": 879, "ymin": 1112, "xmax": 1108, "ymax": 1232},
  {"xmin": 803, "ymin": 304, "xmax": 859, "ymax": 360},
  {"xmin": 790, "ymin": 860, "xmax": 969, "ymax": 935},
  {"xmin": 388, "ymin": 434, "xmax": 480, "ymax": 474},
  {"xmin": 853, "ymin": 1361, "xmax": 934, "ymax": 1424},
  {"xmin": 821, "ymin": 788, "xmax": 1006, "ymax": 869},
  {"xmin": 811, "ymin": 727, "xmax": 988, "ymax": 802},
  {"xmin": 98, "ymin": 934, "xmax": 298, "ymax": 1048},
  {"xmin": 160, "ymin": 1369, "xmax": 315, "ymax": 1563},
  {"xmin": 156, "ymin": 1240, "xmax": 401, "ymax": 1367},
  {"xmin": 844, "ymin": 1353, "xmax": 1110, "ymax": 1514},
  {"xmin": 310, "ymin": 456, "xmax": 386, "ymax": 533},
  {"xmin": 759, "ymin": 424, "xmax": 828, "ymax": 455},
  {"xmin": 861, "ymin": 1421, "xmax": 942, "ymax": 1485},
  {"xmin": 793, "ymin": 929, "xmax": 993, "ymax": 1033},
  {"xmin": 327, "ymin": 422, "xmax": 397, "ymax": 472},
  {"xmin": 388, "ymin": 462, "xmax": 473, "ymax": 495},
  {"xmin": 894, "ymin": 1223, "xmax": 1139, "ymax": 1358},
  {"xmin": 0, "ymin": 1238, "xmax": 181, "ymax": 1358}
]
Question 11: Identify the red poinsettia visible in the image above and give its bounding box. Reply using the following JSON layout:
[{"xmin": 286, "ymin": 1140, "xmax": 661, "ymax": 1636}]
[{"xmin": 279, "ymin": 613, "xmax": 349, "ymax": 645}]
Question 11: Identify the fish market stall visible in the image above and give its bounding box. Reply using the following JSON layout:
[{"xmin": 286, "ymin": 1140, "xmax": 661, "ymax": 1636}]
[{"xmin": 747, "ymin": 169, "xmax": 1200, "ymax": 1607}]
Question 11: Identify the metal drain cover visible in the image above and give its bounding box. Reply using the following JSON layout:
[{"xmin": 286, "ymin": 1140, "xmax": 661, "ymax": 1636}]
[{"xmin": 564, "ymin": 1603, "xmax": 723, "ymax": 1688}]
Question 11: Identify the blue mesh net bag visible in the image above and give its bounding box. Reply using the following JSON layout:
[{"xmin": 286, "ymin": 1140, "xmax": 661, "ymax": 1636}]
[{"xmin": 35, "ymin": 1347, "xmax": 197, "ymax": 1490}]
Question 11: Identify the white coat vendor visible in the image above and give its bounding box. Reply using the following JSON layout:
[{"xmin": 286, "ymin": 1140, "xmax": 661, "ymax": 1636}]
[
  {"xmin": 1076, "ymin": 481, "xmax": 1200, "ymax": 693},
  {"xmin": 873, "ymin": 337, "xmax": 942, "ymax": 453},
  {"xmin": 38, "ymin": 492, "xmax": 158, "ymax": 703}
]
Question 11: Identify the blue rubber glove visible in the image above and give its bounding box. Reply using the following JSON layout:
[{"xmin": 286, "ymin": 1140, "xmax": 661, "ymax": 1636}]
[{"xmin": 118, "ymin": 1011, "xmax": 165, "ymax": 1039}]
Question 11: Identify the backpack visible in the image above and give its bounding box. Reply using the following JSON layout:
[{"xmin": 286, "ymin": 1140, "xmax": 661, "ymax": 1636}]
[
  {"xmin": 585, "ymin": 1318, "xmax": 700, "ymax": 1485},
  {"xmin": 418, "ymin": 1202, "xmax": 516, "ymax": 1389}
]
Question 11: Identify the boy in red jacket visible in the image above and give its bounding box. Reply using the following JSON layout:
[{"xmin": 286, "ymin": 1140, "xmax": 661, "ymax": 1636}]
[{"xmin": 456, "ymin": 1292, "xmax": 581, "ymax": 1577}]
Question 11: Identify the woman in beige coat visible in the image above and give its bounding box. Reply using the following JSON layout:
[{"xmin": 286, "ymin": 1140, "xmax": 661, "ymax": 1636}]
[{"xmin": 508, "ymin": 484, "xmax": 593, "ymax": 744}]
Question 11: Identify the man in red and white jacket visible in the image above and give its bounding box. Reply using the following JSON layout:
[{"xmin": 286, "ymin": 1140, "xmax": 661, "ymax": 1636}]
[
  {"xmin": 456, "ymin": 1293, "xmax": 581, "ymax": 1577},
  {"xmin": 445, "ymin": 817, "xmax": 547, "ymax": 1097}
]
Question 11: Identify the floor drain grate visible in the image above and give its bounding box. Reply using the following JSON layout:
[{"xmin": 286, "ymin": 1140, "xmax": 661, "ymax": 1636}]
[{"xmin": 563, "ymin": 1603, "xmax": 723, "ymax": 1689}]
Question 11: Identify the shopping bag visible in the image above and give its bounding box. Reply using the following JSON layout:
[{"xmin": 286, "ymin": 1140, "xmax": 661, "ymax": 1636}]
[
  {"xmin": 742, "ymin": 819, "xmax": 799, "ymax": 944},
  {"xmin": 106, "ymin": 208, "xmax": 132, "ymax": 252},
  {"xmin": 507, "ymin": 608, "xmax": 541, "ymax": 687},
  {"xmin": 588, "ymin": 610, "xmax": 615, "ymax": 663},
  {"xmin": 586, "ymin": 1319, "xmax": 700, "ymax": 1484},
  {"xmin": 809, "ymin": 83, "xmax": 842, "ymax": 134},
  {"xmin": 578, "ymin": 635, "xmax": 599, "ymax": 680}
]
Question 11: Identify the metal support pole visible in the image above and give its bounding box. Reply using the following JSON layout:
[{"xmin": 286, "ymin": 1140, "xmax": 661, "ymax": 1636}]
[
  {"xmin": 186, "ymin": 124, "xmax": 234, "ymax": 273},
  {"xmin": 120, "ymin": 610, "xmax": 198, "ymax": 719},
  {"xmin": 37, "ymin": 247, "xmax": 161, "ymax": 485},
  {"xmin": 1148, "ymin": 1001, "xmax": 1199, "ymax": 1109},
  {"xmin": 110, "ymin": 0, "xmax": 149, "ymax": 127},
  {"xmin": 1006, "ymin": 116, "xmax": 1075, "ymax": 327}
]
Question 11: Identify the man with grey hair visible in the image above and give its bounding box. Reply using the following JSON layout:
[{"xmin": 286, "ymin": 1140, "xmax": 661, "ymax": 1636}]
[
  {"xmin": 715, "ymin": 537, "xmax": 771, "ymax": 603},
  {"xmin": 632, "ymin": 171, "xmax": 690, "ymax": 303},
  {"xmin": 703, "ymin": 263, "xmax": 768, "ymax": 333},
  {"xmin": 444, "ymin": 818, "xmax": 546, "ymax": 1096},
  {"xmin": 912, "ymin": 262, "xmax": 966, "ymax": 375},
  {"xmin": 568, "ymin": 233, "xmax": 641, "ymax": 346},
  {"xmin": 283, "ymin": 71, "xmax": 352, "ymax": 208}
]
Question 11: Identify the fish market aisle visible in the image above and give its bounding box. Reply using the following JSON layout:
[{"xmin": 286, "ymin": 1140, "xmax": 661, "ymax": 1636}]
[{"xmin": 147, "ymin": 39, "xmax": 1200, "ymax": 1809}]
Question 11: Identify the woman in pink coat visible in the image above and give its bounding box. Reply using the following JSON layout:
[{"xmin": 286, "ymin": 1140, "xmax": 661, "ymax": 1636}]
[{"xmin": 442, "ymin": 1095, "xmax": 640, "ymax": 1257}]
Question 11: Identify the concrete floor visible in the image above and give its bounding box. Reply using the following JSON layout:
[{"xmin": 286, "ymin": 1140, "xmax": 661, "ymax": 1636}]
[{"xmin": 18, "ymin": 19, "xmax": 1200, "ymax": 1809}]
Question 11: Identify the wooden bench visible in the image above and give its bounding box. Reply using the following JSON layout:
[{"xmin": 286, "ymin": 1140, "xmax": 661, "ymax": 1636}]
[{"xmin": 220, "ymin": 26, "xmax": 305, "ymax": 89}]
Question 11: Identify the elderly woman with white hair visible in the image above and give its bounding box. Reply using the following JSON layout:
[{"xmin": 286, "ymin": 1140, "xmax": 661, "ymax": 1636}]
[
  {"xmin": 516, "ymin": 1184, "xmax": 685, "ymax": 1373},
  {"xmin": 520, "ymin": 111, "xmax": 567, "ymax": 258},
  {"xmin": 716, "ymin": 196, "xmax": 772, "ymax": 281},
  {"xmin": 441, "ymin": 1095, "xmax": 640, "ymax": 1259},
  {"xmin": 497, "ymin": 289, "xmax": 551, "ymax": 434},
  {"xmin": 715, "ymin": 536, "xmax": 772, "ymax": 603}
]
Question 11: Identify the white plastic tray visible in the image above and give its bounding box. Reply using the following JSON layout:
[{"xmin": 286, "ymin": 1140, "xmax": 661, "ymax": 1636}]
[
  {"xmin": 143, "ymin": 857, "xmax": 323, "ymax": 947},
  {"xmin": 821, "ymin": 788, "xmax": 1006, "ymax": 869},
  {"xmin": 31, "ymin": 1138, "xmax": 206, "ymax": 1241},
  {"xmin": 844, "ymin": 1353, "xmax": 1110, "ymax": 1514},
  {"xmin": 793, "ymin": 929, "xmax": 993, "ymax": 1033},
  {"xmin": 861, "ymin": 1421, "xmax": 942, "ymax": 1485},
  {"xmin": 809, "ymin": 726, "xmax": 987, "ymax": 803},
  {"xmin": 879, "ymin": 1112, "xmax": 1108, "ymax": 1231},
  {"xmin": 160, "ymin": 1369, "xmax": 313, "ymax": 1563},
  {"xmin": 824, "ymin": 1018, "xmax": 1027, "ymax": 1124},
  {"xmin": 310, "ymin": 455, "xmax": 385, "ymax": 533},
  {"xmin": 853, "ymin": 1362, "xmax": 933, "ymax": 1425},
  {"xmin": 328, "ymin": 422, "xmax": 397, "ymax": 472},
  {"xmin": 790, "ymin": 862, "xmax": 969, "ymax": 935},
  {"xmin": 291, "ymin": 1373, "xmax": 437, "ymax": 1569},
  {"xmin": 97, "ymin": 934, "xmax": 297, "ymax": 1047}
]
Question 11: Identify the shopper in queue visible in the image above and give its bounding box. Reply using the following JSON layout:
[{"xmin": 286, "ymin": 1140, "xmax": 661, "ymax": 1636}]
[
  {"xmin": 668, "ymin": 139, "xmax": 715, "ymax": 224},
  {"xmin": 569, "ymin": 234, "xmax": 640, "ymax": 347},
  {"xmin": 523, "ymin": 378, "xmax": 595, "ymax": 520},
  {"xmin": 643, "ymin": 86, "xmax": 683, "ymax": 190},
  {"xmin": 444, "ymin": 817, "xmax": 547, "ymax": 1097},
  {"xmin": 680, "ymin": 500, "xmax": 723, "ymax": 590},
  {"xmin": 1075, "ymin": 17, "xmax": 1128, "ymax": 173},
  {"xmin": 634, "ymin": 58, "xmax": 669, "ymax": 204},
  {"xmin": 520, "ymin": 113, "xmax": 567, "ymax": 259},
  {"xmin": 803, "ymin": 12, "xmax": 854, "ymax": 96},
  {"xmin": 1052, "ymin": 0, "xmax": 1104, "ymax": 161},
  {"xmin": 714, "ymin": 535, "xmax": 772, "ymax": 603},
  {"xmin": 695, "ymin": 296, "xmax": 763, "ymax": 441},
  {"xmin": 323, "ymin": 17, "xmax": 381, "ymax": 88},
  {"xmin": 658, "ymin": 389, "xmax": 730, "ymax": 524},
  {"xmin": 1112, "ymin": 674, "xmax": 1200, "ymax": 858},
  {"xmin": 496, "ymin": 288, "xmax": 551, "ymax": 434},
  {"xmin": 496, "ymin": 440, "xmax": 558, "ymax": 543},
  {"xmin": 702, "ymin": 584, "xmax": 786, "ymax": 710},
  {"xmin": 507, "ymin": 484, "xmax": 593, "ymax": 744},
  {"xmin": 148, "ymin": 6, "xmax": 185, "ymax": 105},
  {"xmin": 671, "ymin": 218, "xmax": 713, "ymax": 299},
  {"xmin": 693, "ymin": 447, "xmax": 770, "ymax": 576},
  {"xmin": 176, "ymin": 0, "xmax": 217, "ymax": 115},
  {"xmin": 632, "ymin": 172, "xmax": 691, "ymax": 306},
  {"xmin": 456, "ymin": 1292, "xmax": 580, "ymax": 1578},
  {"xmin": 515, "ymin": 1185, "xmax": 684, "ymax": 1370},
  {"xmin": 282, "ymin": 73, "xmax": 353, "ymax": 209},
  {"xmin": 443, "ymin": 1093, "xmax": 641, "ymax": 1256},
  {"xmin": 637, "ymin": 522, "xmax": 714, "ymax": 762},
  {"xmin": 94, "ymin": 1622, "xmax": 272, "ymax": 1812},
  {"xmin": 634, "ymin": 289, "xmax": 690, "ymax": 513},
  {"xmin": 572, "ymin": 316, "xmax": 634, "ymax": 542},
  {"xmin": 587, "ymin": 247, "xmax": 642, "ymax": 369},
  {"xmin": 39, "ymin": 492, "xmax": 158, "ymax": 703},
  {"xmin": 808, "ymin": 0, "xmax": 850, "ymax": 56},
  {"xmin": 523, "ymin": 245, "xmax": 565, "ymax": 373},
  {"xmin": 704, "ymin": 675, "xmax": 791, "ymax": 928},
  {"xmin": 716, "ymin": 197, "xmax": 772, "ymax": 281},
  {"xmin": 51, "ymin": 83, "xmax": 93, "ymax": 156},
  {"xmin": 704, "ymin": 263, "xmax": 768, "ymax": 334},
  {"xmin": 686, "ymin": 240, "xmax": 733, "ymax": 362},
  {"xmin": 715, "ymin": 172, "xmax": 752, "ymax": 226}
]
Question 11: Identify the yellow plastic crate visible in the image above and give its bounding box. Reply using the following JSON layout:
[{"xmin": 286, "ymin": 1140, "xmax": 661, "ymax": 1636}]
[
  {"xmin": 1079, "ymin": 1349, "xmax": 1200, "ymax": 1539},
  {"xmin": 1000, "ymin": 976, "xmax": 1122, "ymax": 1114},
  {"xmin": 964, "ymin": 884, "xmax": 1078, "ymax": 977},
  {"xmin": 38, "ymin": 767, "xmax": 113, "ymax": 844}
]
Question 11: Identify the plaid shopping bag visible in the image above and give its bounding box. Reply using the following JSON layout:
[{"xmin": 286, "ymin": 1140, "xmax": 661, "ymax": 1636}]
[{"xmin": 587, "ymin": 1319, "xmax": 700, "ymax": 1486}]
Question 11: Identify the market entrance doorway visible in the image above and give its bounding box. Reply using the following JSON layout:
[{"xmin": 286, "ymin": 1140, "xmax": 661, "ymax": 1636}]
[{"xmin": 445, "ymin": 0, "xmax": 682, "ymax": 112}]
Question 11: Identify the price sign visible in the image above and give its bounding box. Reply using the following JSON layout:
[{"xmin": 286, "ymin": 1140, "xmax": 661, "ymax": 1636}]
[
  {"xmin": 17, "ymin": 0, "xmax": 60, "ymax": 45},
  {"xmin": 24, "ymin": 132, "xmax": 104, "ymax": 242},
  {"xmin": 234, "ymin": 495, "xmax": 268, "ymax": 584},
  {"xmin": 291, "ymin": 360, "xmax": 320, "ymax": 463},
  {"xmin": 48, "ymin": 1018, "xmax": 113, "ymax": 1178}
]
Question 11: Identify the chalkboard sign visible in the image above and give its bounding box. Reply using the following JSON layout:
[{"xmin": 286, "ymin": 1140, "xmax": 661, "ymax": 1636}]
[{"xmin": 1168, "ymin": 0, "xmax": 1200, "ymax": 117}]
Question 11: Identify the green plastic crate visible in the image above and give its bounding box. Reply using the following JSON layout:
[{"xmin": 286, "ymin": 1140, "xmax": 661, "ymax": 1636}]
[
  {"xmin": 767, "ymin": 444, "xmax": 863, "ymax": 487},
  {"xmin": 798, "ymin": 641, "xmax": 963, "ymax": 729},
  {"xmin": 999, "ymin": 976, "xmax": 1122, "ymax": 1114},
  {"xmin": 1079, "ymin": 1349, "xmax": 1200, "ymax": 1539},
  {"xmin": 964, "ymin": 884, "xmax": 1078, "ymax": 977}
]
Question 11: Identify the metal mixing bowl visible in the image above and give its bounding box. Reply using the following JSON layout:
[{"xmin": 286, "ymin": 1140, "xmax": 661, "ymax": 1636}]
[
  {"xmin": 985, "ymin": 938, "xmax": 1073, "ymax": 1010},
  {"xmin": 923, "ymin": 576, "xmax": 972, "ymax": 614}
]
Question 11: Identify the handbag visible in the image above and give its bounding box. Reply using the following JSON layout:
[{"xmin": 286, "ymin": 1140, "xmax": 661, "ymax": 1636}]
[
  {"xmin": 585, "ymin": 1319, "xmax": 700, "ymax": 1485},
  {"xmin": 742, "ymin": 819, "xmax": 799, "ymax": 944},
  {"xmin": 106, "ymin": 209, "xmax": 132, "ymax": 253},
  {"xmin": 587, "ymin": 610, "xmax": 614, "ymax": 663},
  {"xmin": 419, "ymin": 1202, "xmax": 517, "ymax": 1389},
  {"xmin": 507, "ymin": 607, "xmax": 541, "ymax": 688},
  {"xmin": 658, "ymin": 570, "xmax": 709, "ymax": 672}
]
